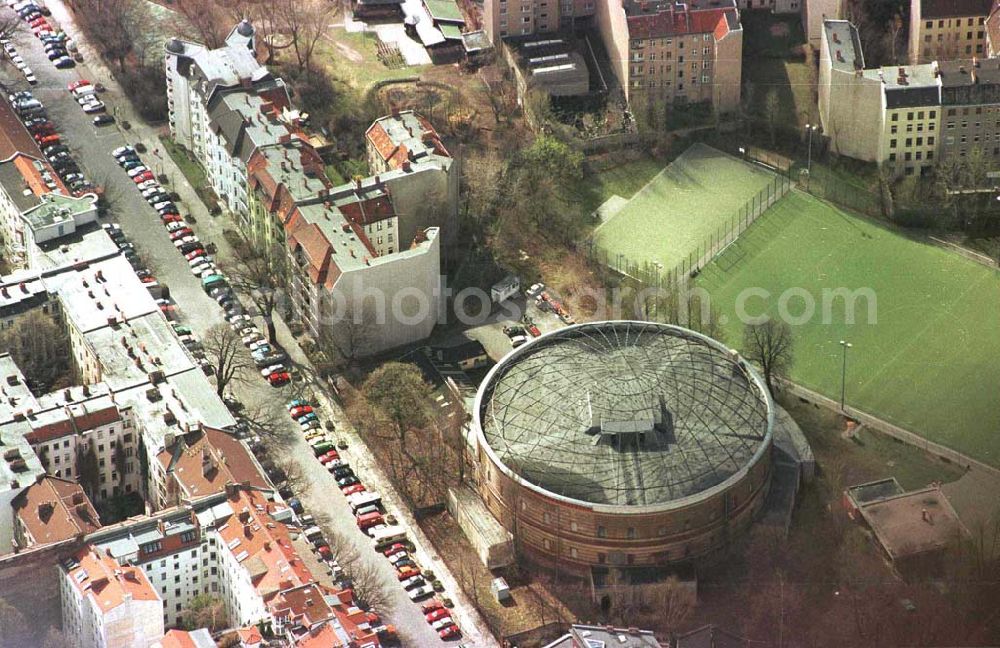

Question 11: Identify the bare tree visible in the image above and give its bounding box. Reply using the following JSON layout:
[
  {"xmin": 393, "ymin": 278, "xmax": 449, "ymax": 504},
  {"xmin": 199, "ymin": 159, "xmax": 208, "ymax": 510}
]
[
  {"xmin": 743, "ymin": 319, "xmax": 794, "ymax": 396},
  {"xmin": 239, "ymin": 400, "xmax": 286, "ymax": 440},
  {"xmin": 73, "ymin": 0, "xmax": 150, "ymax": 72},
  {"xmin": 318, "ymin": 297, "xmax": 377, "ymax": 370},
  {"xmin": 202, "ymin": 322, "xmax": 254, "ymax": 396},
  {"xmin": 344, "ymin": 557, "xmax": 394, "ymax": 612},
  {"xmin": 0, "ymin": 309, "xmax": 72, "ymax": 392},
  {"xmin": 172, "ymin": 0, "xmax": 231, "ymax": 49},
  {"xmin": 276, "ymin": 0, "xmax": 335, "ymax": 74},
  {"xmin": 222, "ymin": 235, "xmax": 289, "ymax": 343},
  {"xmin": 181, "ymin": 594, "xmax": 227, "ymax": 632}
]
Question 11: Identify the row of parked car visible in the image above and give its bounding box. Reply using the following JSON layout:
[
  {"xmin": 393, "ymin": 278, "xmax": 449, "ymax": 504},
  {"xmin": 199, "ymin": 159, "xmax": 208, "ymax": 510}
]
[
  {"xmin": 1, "ymin": 36, "xmax": 35, "ymax": 84},
  {"xmin": 288, "ymin": 399, "xmax": 464, "ymax": 639},
  {"xmin": 67, "ymin": 78, "xmax": 111, "ymax": 122},
  {"xmin": 7, "ymin": 0, "xmax": 77, "ymax": 69},
  {"xmin": 112, "ymin": 145, "xmax": 295, "ymax": 386},
  {"xmin": 9, "ymin": 90, "xmax": 98, "ymax": 195}
]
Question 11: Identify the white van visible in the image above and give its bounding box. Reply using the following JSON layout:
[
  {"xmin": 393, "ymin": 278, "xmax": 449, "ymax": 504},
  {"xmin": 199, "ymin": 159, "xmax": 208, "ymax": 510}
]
[
  {"xmin": 347, "ymin": 491, "xmax": 381, "ymax": 514},
  {"xmin": 370, "ymin": 525, "xmax": 407, "ymax": 549}
]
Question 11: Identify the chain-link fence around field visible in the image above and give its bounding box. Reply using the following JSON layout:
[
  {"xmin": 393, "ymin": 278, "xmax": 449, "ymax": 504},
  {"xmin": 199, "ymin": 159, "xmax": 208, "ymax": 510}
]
[{"xmin": 586, "ymin": 169, "xmax": 791, "ymax": 290}]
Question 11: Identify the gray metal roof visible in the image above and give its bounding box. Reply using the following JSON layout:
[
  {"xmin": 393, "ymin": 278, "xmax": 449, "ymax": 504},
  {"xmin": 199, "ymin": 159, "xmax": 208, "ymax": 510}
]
[{"xmin": 476, "ymin": 321, "xmax": 772, "ymax": 508}]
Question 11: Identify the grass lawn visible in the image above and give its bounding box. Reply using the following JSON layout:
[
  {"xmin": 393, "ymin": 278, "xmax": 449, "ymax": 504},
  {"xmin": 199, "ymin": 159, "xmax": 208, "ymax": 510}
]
[
  {"xmin": 592, "ymin": 143, "xmax": 779, "ymax": 271},
  {"xmin": 697, "ymin": 190, "xmax": 1000, "ymax": 467},
  {"xmin": 317, "ymin": 29, "xmax": 428, "ymax": 90},
  {"xmin": 159, "ymin": 135, "xmax": 208, "ymax": 189},
  {"xmin": 577, "ymin": 154, "xmax": 668, "ymax": 214}
]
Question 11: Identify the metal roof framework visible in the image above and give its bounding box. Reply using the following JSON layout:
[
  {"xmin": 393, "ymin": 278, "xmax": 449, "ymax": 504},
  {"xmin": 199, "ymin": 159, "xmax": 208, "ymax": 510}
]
[{"xmin": 478, "ymin": 321, "xmax": 772, "ymax": 509}]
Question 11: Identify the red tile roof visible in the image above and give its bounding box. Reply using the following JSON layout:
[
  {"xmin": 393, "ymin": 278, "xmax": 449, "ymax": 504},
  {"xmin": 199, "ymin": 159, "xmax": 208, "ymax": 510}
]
[
  {"xmin": 339, "ymin": 194, "xmax": 395, "ymax": 226},
  {"xmin": 0, "ymin": 99, "xmax": 68, "ymax": 194},
  {"xmin": 236, "ymin": 626, "xmax": 263, "ymax": 646},
  {"xmin": 218, "ymin": 489, "xmax": 313, "ymax": 600},
  {"xmin": 158, "ymin": 426, "xmax": 269, "ymax": 499},
  {"xmin": 157, "ymin": 629, "xmax": 216, "ymax": 648},
  {"xmin": 26, "ymin": 405, "xmax": 121, "ymax": 444},
  {"xmin": 627, "ymin": 6, "xmax": 733, "ymax": 40},
  {"xmin": 13, "ymin": 476, "xmax": 100, "ymax": 546},
  {"xmin": 66, "ymin": 544, "xmax": 160, "ymax": 613}
]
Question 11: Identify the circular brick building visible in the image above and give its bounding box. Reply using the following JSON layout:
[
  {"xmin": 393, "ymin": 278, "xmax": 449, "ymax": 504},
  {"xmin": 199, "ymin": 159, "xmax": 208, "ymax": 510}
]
[{"xmin": 471, "ymin": 321, "xmax": 774, "ymax": 576}]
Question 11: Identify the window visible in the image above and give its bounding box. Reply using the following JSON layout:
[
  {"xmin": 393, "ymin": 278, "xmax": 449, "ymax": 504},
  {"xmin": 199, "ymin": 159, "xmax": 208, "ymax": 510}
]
[
  {"xmin": 890, "ymin": 139, "xmax": 897, "ymax": 149},
  {"xmin": 597, "ymin": 526, "xmax": 606, "ymax": 538},
  {"xmin": 181, "ymin": 531, "xmax": 196, "ymax": 543},
  {"xmin": 141, "ymin": 541, "xmax": 162, "ymax": 555},
  {"xmin": 891, "ymin": 125, "xmax": 897, "ymax": 134},
  {"xmin": 891, "ymin": 113, "xmax": 899, "ymax": 122},
  {"xmin": 570, "ymin": 547, "xmax": 578, "ymax": 558},
  {"xmin": 627, "ymin": 527, "xmax": 636, "ymax": 539},
  {"xmin": 905, "ymin": 138, "xmax": 912, "ymax": 147},
  {"xmin": 889, "ymin": 153, "xmax": 897, "ymax": 162}
]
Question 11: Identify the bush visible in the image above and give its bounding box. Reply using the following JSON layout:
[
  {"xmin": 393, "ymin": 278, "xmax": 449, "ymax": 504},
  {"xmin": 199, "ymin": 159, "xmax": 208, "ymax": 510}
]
[
  {"xmin": 423, "ymin": 569, "xmax": 435, "ymax": 580},
  {"xmin": 431, "ymin": 580, "xmax": 444, "ymax": 592},
  {"xmin": 118, "ymin": 67, "xmax": 167, "ymax": 122},
  {"xmin": 441, "ymin": 596, "xmax": 453, "ymax": 608}
]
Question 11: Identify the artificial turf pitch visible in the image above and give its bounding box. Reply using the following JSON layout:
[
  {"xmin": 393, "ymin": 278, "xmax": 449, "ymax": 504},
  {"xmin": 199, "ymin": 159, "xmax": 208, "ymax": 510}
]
[
  {"xmin": 697, "ymin": 190, "xmax": 1000, "ymax": 467},
  {"xmin": 592, "ymin": 143, "xmax": 778, "ymax": 272}
]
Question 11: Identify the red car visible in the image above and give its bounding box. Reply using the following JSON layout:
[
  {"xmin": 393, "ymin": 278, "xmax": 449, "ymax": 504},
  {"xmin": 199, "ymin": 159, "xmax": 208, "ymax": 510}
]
[
  {"xmin": 526, "ymin": 324, "xmax": 541, "ymax": 336},
  {"xmin": 132, "ymin": 171, "xmax": 154, "ymax": 183},
  {"xmin": 383, "ymin": 542, "xmax": 407, "ymax": 557},
  {"xmin": 398, "ymin": 566, "xmax": 422, "ymax": 581},
  {"xmin": 439, "ymin": 625, "xmax": 460, "ymax": 640},
  {"xmin": 356, "ymin": 512, "xmax": 384, "ymax": 530},
  {"xmin": 161, "ymin": 213, "xmax": 182, "ymax": 224},
  {"xmin": 319, "ymin": 451, "xmax": 341, "ymax": 465},
  {"xmin": 421, "ymin": 599, "xmax": 444, "ymax": 615},
  {"xmin": 341, "ymin": 484, "xmax": 366, "ymax": 496},
  {"xmin": 426, "ymin": 608, "xmax": 450, "ymax": 622},
  {"xmin": 290, "ymin": 405, "xmax": 314, "ymax": 418},
  {"xmin": 35, "ymin": 134, "xmax": 60, "ymax": 146},
  {"xmin": 140, "ymin": 276, "xmax": 156, "ymax": 284},
  {"xmin": 169, "ymin": 228, "xmax": 193, "ymax": 240},
  {"xmin": 68, "ymin": 79, "xmax": 91, "ymax": 91},
  {"xmin": 268, "ymin": 371, "xmax": 290, "ymax": 386},
  {"xmin": 185, "ymin": 249, "xmax": 205, "ymax": 261},
  {"xmin": 316, "ymin": 545, "xmax": 331, "ymax": 559},
  {"xmin": 29, "ymin": 17, "xmax": 48, "ymax": 28}
]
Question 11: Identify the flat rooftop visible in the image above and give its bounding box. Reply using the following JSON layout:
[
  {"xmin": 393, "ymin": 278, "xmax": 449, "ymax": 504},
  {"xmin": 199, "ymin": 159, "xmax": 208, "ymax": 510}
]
[
  {"xmin": 858, "ymin": 488, "xmax": 967, "ymax": 560},
  {"xmin": 477, "ymin": 322, "xmax": 772, "ymax": 508},
  {"xmin": 824, "ymin": 20, "xmax": 864, "ymax": 74}
]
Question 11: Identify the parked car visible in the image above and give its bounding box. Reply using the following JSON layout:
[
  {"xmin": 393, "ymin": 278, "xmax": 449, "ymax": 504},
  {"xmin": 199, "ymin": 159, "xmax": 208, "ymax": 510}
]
[
  {"xmin": 426, "ymin": 608, "xmax": 450, "ymax": 623},
  {"xmin": 408, "ymin": 585, "xmax": 434, "ymax": 601},
  {"xmin": 93, "ymin": 114, "xmax": 114, "ymax": 126},
  {"xmin": 439, "ymin": 624, "xmax": 461, "ymax": 640},
  {"xmin": 268, "ymin": 371, "xmax": 290, "ymax": 386},
  {"xmin": 289, "ymin": 405, "xmax": 313, "ymax": 418}
]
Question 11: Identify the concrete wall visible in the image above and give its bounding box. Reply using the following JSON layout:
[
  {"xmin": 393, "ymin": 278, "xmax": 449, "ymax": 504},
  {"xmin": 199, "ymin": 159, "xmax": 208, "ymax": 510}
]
[
  {"xmin": 383, "ymin": 163, "xmax": 458, "ymax": 250},
  {"xmin": 0, "ymin": 539, "xmax": 79, "ymax": 638},
  {"xmin": 819, "ymin": 28, "xmax": 882, "ymax": 162},
  {"xmin": 714, "ymin": 28, "xmax": 744, "ymax": 114},
  {"xmin": 595, "ymin": 0, "xmax": 631, "ymax": 102},
  {"xmin": 805, "ymin": 0, "xmax": 844, "ymax": 49},
  {"xmin": 469, "ymin": 433, "xmax": 773, "ymax": 576},
  {"xmin": 321, "ymin": 228, "xmax": 442, "ymax": 355}
]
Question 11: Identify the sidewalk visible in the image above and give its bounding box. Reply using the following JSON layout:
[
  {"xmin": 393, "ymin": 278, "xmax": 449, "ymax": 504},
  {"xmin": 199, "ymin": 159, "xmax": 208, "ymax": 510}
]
[{"xmin": 47, "ymin": 2, "xmax": 501, "ymax": 644}]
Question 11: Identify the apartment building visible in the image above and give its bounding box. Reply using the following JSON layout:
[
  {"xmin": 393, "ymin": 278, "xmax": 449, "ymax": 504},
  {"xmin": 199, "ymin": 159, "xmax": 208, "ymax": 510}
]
[
  {"xmin": 597, "ymin": 0, "xmax": 743, "ymax": 111},
  {"xmin": 169, "ymin": 25, "xmax": 451, "ymax": 356},
  {"xmin": 59, "ymin": 545, "xmax": 164, "ymax": 648},
  {"xmin": 938, "ymin": 58, "xmax": 1000, "ymax": 161},
  {"xmin": 820, "ymin": 20, "xmax": 943, "ymax": 176},
  {"xmin": 909, "ymin": 0, "xmax": 992, "ymax": 64},
  {"xmin": 152, "ymin": 426, "xmax": 270, "ymax": 511},
  {"xmin": 483, "ymin": 0, "xmax": 595, "ymax": 41},
  {"xmin": 880, "ymin": 66, "xmax": 942, "ymax": 175},
  {"xmin": 734, "ymin": 0, "xmax": 798, "ymax": 13},
  {"xmin": 11, "ymin": 475, "xmax": 101, "ymax": 548}
]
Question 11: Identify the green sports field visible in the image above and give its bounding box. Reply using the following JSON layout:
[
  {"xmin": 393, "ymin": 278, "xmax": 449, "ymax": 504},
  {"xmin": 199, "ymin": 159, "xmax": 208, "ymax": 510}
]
[
  {"xmin": 592, "ymin": 143, "xmax": 779, "ymax": 272},
  {"xmin": 697, "ymin": 191, "xmax": 1000, "ymax": 467}
]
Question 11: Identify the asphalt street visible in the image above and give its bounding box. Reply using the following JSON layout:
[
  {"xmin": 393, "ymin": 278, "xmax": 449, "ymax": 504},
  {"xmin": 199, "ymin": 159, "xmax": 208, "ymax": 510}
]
[{"xmin": 0, "ymin": 7, "xmax": 487, "ymax": 644}]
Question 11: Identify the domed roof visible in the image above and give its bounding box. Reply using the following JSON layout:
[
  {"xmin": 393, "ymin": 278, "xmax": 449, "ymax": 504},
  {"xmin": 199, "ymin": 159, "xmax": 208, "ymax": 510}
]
[
  {"xmin": 236, "ymin": 19, "xmax": 255, "ymax": 37},
  {"xmin": 476, "ymin": 321, "xmax": 773, "ymax": 508},
  {"xmin": 165, "ymin": 38, "xmax": 185, "ymax": 55}
]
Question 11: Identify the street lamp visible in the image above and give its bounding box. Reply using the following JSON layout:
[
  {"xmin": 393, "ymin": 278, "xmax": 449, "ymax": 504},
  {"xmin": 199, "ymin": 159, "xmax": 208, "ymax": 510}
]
[
  {"xmin": 805, "ymin": 124, "xmax": 819, "ymax": 178},
  {"xmin": 839, "ymin": 340, "xmax": 852, "ymax": 412}
]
